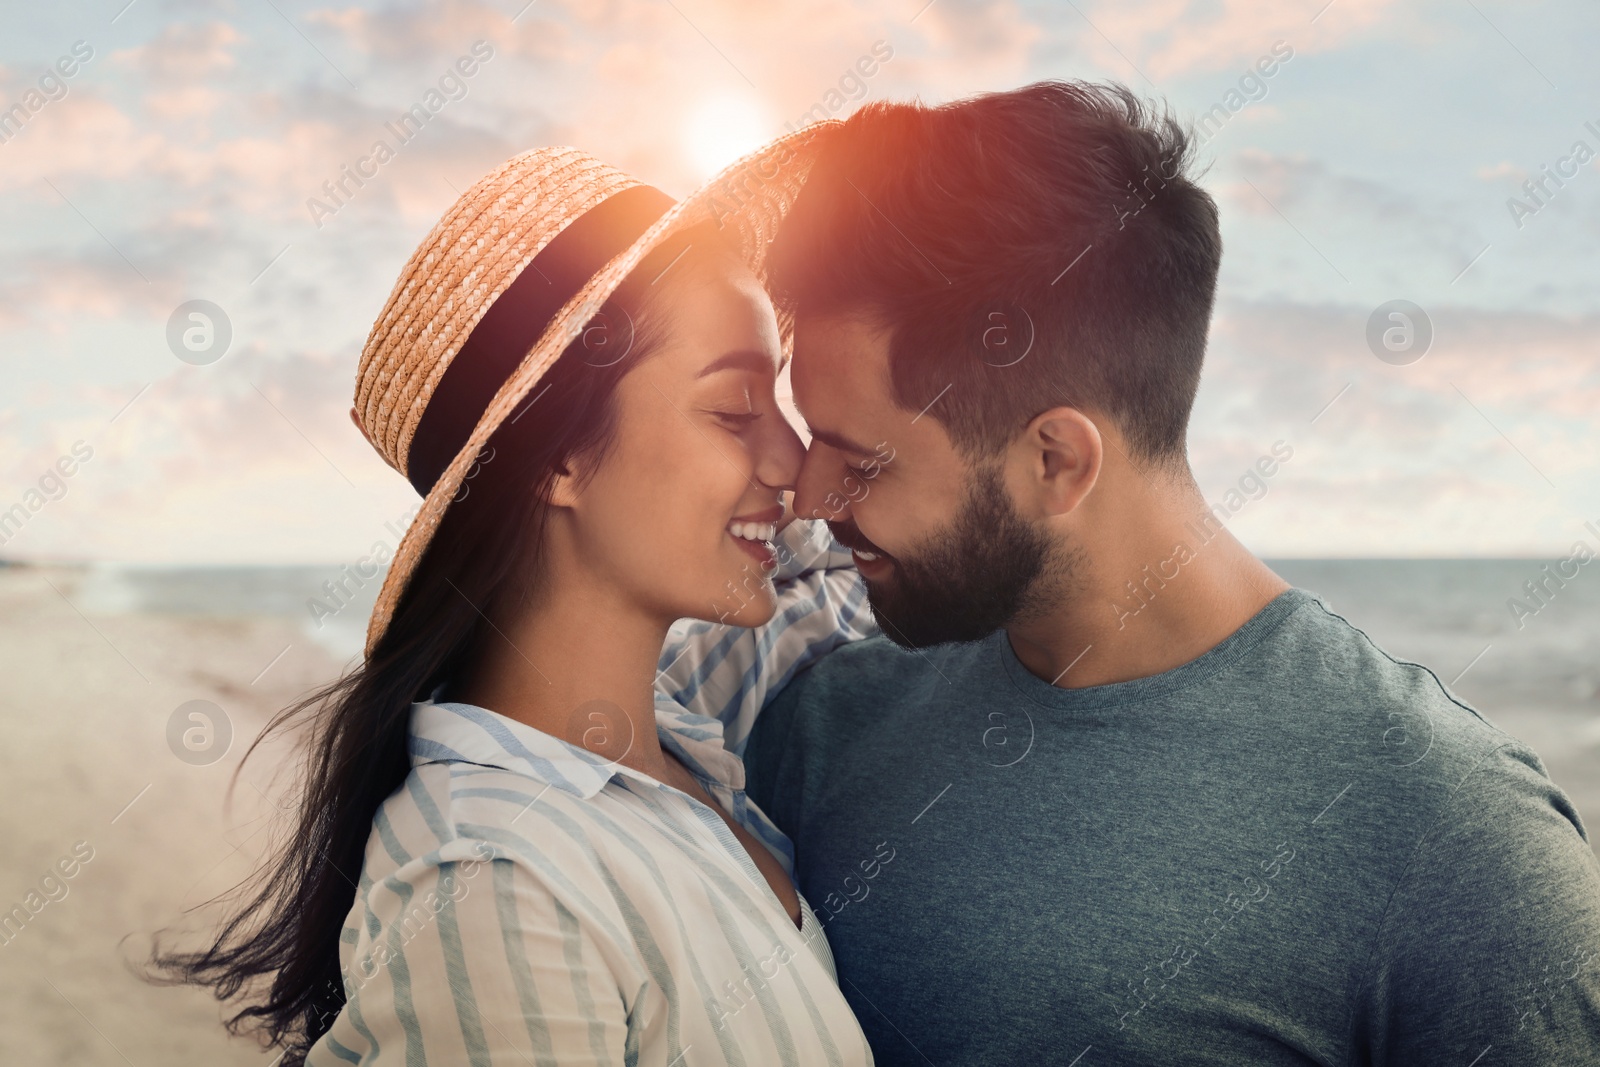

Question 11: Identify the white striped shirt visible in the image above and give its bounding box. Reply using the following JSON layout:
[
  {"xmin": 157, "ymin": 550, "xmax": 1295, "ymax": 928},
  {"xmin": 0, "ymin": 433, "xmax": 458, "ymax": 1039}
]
[{"xmin": 307, "ymin": 520, "xmax": 877, "ymax": 1067}]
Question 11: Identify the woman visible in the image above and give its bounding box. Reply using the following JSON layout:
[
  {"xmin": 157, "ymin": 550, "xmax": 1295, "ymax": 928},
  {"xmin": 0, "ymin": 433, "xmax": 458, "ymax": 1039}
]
[{"xmin": 148, "ymin": 128, "xmax": 877, "ymax": 1065}]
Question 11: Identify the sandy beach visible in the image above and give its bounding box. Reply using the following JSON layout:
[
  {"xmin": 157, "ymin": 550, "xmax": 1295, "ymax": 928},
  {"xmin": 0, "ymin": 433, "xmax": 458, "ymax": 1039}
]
[{"xmin": 0, "ymin": 564, "xmax": 342, "ymax": 1065}]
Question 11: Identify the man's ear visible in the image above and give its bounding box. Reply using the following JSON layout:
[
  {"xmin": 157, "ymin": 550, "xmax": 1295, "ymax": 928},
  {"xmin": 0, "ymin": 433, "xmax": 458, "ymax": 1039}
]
[{"xmin": 1021, "ymin": 406, "xmax": 1102, "ymax": 517}]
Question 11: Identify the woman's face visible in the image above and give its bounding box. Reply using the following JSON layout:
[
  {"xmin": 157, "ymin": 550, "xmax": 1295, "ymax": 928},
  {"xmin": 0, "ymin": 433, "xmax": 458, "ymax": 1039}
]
[{"xmin": 550, "ymin": 249, "xmax": 805, "ymax": 628}]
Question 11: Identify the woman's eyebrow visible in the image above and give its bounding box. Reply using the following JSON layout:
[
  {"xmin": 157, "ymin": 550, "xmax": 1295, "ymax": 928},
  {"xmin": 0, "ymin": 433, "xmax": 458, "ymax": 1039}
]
[{"xmin": 696, "ymin": 349, "xmax": 777, "ymax": 379}]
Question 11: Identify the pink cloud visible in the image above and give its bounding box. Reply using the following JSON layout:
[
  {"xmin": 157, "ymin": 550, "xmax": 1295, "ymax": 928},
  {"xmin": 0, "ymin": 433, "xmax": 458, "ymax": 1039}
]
[
  {"xmin": 1477, "ymin": 161, "xmax": 1527, "ymax": 182},
  {"xmin": 1081, "ymin": 0, "xmax": 1400, "ymax": 81},
  {"xmin": 307, "ymin": 0, "xmax": 579, "ymax": 63},
  {"xmin": 110, "ymin": 21, "xmax": 243, "ymax": 78},
  {"xmin": 144, "ymin": 86, "xmax": 223, "ymax": 122}
]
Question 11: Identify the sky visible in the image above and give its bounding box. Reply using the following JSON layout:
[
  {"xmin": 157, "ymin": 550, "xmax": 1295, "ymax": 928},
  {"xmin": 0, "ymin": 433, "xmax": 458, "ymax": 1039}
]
[{"xmin": 1, "ymin": 0, "xmax": 1597, "ymax": 563}]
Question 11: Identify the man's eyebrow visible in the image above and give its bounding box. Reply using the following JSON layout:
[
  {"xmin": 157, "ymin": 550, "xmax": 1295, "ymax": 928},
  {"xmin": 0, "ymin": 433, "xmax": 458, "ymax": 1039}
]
[
  {"xmin": 695, "ymin": 349, "xmax": 778, "ymax": 379},
  {"xmin": 806, "ymin": 425, "xmax": 877, "ymax": 456}
]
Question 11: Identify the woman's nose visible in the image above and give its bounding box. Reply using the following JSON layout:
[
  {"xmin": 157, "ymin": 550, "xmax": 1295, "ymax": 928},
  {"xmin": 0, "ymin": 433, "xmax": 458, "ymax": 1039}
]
[{"xmin": 756, "ymin": 415, "xmax": 807, "ymax": 492}]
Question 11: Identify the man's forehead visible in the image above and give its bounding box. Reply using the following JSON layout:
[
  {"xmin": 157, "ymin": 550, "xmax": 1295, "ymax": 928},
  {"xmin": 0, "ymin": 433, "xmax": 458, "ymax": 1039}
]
[
  {"xmin": 791, "ymin": 312, "xmax": 891, "ymax": 397},
  {"xmin": 790, "ymin": 309, "xmax": 964, "ymax": 464},
  {"xmin": 789, "ymin": 313, "xmax": 888, "ymax": 443}
]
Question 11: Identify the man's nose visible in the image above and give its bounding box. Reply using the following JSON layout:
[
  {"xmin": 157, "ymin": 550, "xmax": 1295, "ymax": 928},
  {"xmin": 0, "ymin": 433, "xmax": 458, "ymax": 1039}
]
[{"xmin": 793, "ymin": 450, "xmax": 853, "ymax": 523}]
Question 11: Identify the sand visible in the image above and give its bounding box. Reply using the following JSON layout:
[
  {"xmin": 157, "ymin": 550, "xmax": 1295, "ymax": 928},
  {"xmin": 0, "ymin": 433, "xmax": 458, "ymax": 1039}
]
[{"xmin": 0, "ymin": 564, "xmax": 340, "ymax": 1065}]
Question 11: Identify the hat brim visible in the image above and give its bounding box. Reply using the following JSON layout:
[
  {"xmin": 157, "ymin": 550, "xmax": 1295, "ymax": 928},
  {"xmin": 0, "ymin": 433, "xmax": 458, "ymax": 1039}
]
[{"xmin": 363, "ymin": 121, "xmax": 840, "ymax": 659}]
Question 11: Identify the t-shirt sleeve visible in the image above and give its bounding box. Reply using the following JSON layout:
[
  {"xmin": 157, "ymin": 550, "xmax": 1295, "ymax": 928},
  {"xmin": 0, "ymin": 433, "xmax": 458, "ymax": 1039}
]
[
  {"xmin": 654, "ymin": 518, "xmax": 874, "ymax": 757},
  {"xmin": 1359, "ymin": 741, "xmax": 1600, "ymax": 1065}
]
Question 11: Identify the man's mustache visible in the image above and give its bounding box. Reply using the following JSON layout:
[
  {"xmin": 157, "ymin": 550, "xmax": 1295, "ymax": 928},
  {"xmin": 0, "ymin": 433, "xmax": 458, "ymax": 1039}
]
[{"xmin": 826, "ymin": 519, "xmax": 890, "ymax": 559}]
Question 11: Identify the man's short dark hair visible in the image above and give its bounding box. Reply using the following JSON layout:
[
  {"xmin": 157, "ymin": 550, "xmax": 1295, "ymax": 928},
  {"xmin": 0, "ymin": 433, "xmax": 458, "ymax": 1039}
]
[{"xmin": 768, "ymin": 80, "xmax": 1222, "ymax": 467}]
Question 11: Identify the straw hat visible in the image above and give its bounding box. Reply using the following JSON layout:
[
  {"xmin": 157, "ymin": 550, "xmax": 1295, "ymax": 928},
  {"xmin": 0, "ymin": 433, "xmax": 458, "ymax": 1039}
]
[{"xmin": 353, "ymin": 122, "xmax": 839, "ymax": 658}]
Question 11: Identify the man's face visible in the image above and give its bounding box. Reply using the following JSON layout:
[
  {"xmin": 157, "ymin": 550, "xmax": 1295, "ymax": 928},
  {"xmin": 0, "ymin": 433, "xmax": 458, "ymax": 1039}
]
[{"xmin": 790, "ymin": 312, "xmax": 1061, "ymax": 647}]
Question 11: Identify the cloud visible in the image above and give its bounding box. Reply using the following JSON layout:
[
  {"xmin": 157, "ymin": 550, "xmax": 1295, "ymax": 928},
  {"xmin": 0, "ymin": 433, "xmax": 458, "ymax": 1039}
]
[
  {"xmin": 111, "ymin": 21, "xmax": 243, "ymax": 78},
  {"xmin": 1478, "ymin": 160, "xmax": 1527, "ymax": 182},
  {"xmin": 1226, "ymin": 148, "xmax": 1407, "ymax": 218},
  {"xmin": 1204, "ymin": 298, "xmax": 1600, "ymax": 431},
  {"xmin": 1192, "ymin": 298, "xmax": 1600, "ymax": 554},
  {"xmin": 332, "ymin": 0, "xmax": 1039, "ymax": 192},
  {"xmin": 1074, "ymin": 0, "xmax": 1402, "ymax": 81},
  {"xmin": 0, "ymin": 338, "xmax": 401, "ymax": 564},
  {"xmin": 887, "ymin": 0, "xmax": 1040, "ymax": 78},
  {"xmin": 11, "ymin": 292, "xmax": 1597, "ymax": 563},
  {"xmin": 0, "ymin": 255, "xmax": 158, "ymax": 333},
  {"xmin": 307, "ymin": 0, "xmax": 578, "ymax": 63},
  {"xmin": 1216, "ymin": 148, "xmax": 1488, "ymax": 275},
  {"xmin": 4, "ymin": 0, "xmax": 1596, "ymax": 562}
]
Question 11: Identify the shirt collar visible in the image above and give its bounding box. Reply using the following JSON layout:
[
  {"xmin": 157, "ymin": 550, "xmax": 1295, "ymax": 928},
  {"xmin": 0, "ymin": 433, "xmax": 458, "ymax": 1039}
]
[{"xmin": 408, "ymin": 694, "xmax": 746, "ymax": 800}]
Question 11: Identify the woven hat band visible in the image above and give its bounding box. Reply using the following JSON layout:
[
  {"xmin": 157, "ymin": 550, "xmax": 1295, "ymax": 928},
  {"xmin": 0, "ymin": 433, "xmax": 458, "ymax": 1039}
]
[{"xmin": 405, "ymin": 183, "xmax": 677, "ymax": 495}]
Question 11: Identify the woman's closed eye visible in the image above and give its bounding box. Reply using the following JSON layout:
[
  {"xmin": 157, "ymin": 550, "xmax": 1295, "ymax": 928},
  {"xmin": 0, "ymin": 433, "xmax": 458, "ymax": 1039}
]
[
  {"xmin": 711, "ymin": 410, "xmax": 763, "ymax": 430},
  {"xmin": 708, "ymin": 386, "xmax": 763, "ymax": 431}
]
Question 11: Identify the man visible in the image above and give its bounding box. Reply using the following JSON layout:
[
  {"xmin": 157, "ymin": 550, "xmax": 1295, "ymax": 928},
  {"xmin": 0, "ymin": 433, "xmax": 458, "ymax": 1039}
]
[{"xmin": 741, "ymin": 82, "xmax": 1600, "ymax": 1064}]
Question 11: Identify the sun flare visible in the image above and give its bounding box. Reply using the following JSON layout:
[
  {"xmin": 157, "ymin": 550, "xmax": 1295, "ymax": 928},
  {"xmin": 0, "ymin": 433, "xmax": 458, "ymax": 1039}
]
[{"xmin": 685, "ymin": 95, "xmax": 771, "ymax": 179}]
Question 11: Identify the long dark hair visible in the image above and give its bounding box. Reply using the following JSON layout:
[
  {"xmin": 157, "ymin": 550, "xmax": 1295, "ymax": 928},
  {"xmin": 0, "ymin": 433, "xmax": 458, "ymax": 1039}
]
[{"xmin": 143, "ymin": 223, "xmax": 718, "ymax": 1064}]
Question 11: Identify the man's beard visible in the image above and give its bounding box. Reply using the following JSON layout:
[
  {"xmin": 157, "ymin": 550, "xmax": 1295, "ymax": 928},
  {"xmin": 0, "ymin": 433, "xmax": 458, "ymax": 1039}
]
[{"xmin": 830, "ymin": 466, "xmax": 1068, "ymax": 649}]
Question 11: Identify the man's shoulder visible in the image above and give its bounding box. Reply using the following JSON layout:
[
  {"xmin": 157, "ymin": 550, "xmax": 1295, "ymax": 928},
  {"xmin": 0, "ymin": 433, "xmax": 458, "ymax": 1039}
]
[
  {"xmin": 1277, "ymin": 592, "xmax": 1505, "ymax": 735},
  {"xmin": 1273, "ymin": 591, "xmax": 1569, "ymax": 821}
]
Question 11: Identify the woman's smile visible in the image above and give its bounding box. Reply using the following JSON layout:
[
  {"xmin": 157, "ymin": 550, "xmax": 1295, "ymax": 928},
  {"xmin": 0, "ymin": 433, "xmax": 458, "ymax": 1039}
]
[{"xmin": 728, "ymin": 505, "xmax": 783, "ymax": 570}]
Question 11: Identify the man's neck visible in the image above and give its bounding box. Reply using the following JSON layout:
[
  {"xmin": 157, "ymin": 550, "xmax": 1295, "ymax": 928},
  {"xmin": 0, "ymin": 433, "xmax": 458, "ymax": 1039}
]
[{"xmin": 1006, "ymin": 484, "xmax": 1290, "ymax": 690}]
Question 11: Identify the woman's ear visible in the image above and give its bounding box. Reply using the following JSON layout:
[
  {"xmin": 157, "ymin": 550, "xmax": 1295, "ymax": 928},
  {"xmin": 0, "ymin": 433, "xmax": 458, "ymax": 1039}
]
[
  {"xmin": 1023, "ymin": 406, "xmax": 1102, "ymax": 518},
  {"xmin": 546, "ymin": 459, "xmax": 583, "ymax": 509},
  {"xmin": 349, "ymin": 407, "xmax": 377, "ymax": 449}
]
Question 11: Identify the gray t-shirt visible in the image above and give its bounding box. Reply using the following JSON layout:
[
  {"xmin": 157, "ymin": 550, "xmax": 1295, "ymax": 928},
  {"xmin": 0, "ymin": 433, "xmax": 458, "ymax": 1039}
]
[{"xmin": 745, "ymin": 588, "xmax": 1600, "ymax": 1065}]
